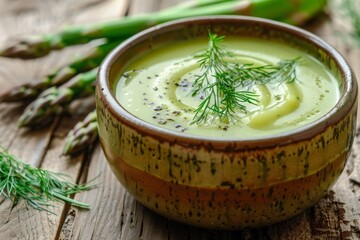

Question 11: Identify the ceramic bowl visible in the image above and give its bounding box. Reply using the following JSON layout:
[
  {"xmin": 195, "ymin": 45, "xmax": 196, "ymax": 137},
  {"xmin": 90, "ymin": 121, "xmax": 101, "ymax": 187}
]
[{"xmin": 96, "ymin": 16, "xmax": 357, "ymax": 229}]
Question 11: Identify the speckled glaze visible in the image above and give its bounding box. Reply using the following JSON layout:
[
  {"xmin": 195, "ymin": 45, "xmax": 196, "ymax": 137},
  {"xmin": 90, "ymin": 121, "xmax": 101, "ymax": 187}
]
[{"xmin": 96, "ymin": 16, "xmax": 358, "ymax": 229}]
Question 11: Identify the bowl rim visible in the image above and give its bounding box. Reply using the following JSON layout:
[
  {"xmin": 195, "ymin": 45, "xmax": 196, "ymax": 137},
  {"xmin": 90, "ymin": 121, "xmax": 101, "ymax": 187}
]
[{"xmin": 97, "ymin": 15, "xmax": 357, "ymax": 148}]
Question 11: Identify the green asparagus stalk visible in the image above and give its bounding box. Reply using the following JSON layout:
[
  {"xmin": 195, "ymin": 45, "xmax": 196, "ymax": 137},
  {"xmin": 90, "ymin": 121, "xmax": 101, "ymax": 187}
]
[
  {"xmin": 18, "ymin": 68, "xmax": 98, "ymax": 128},
  {"xmin": 278, "ymin": 0, "xmax": 328, "ymax": 25},
  {"xmin": 155, "ymin": 0, "xmax": 236, "ymax": 14},
  {"xmin": 0, "ymin": 41, "xmax": 119, "ymax": 102},
  {"xmin": 63, "ymin": 110, "xmax": 98, "ymax": 156},
  {"xmin": 0, "ymin": 0, "xmax": 327, "ymax": 59}
]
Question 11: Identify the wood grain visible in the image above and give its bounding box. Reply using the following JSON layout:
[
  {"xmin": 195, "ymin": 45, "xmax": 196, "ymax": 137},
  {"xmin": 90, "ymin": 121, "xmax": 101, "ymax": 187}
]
[
  {"xmin": 0, "ymin": 0, "xmax": 129, "ymax": 239},
  {"xmin": 0, "ymin": 0, "xmax": 360, "ymax": 239}
]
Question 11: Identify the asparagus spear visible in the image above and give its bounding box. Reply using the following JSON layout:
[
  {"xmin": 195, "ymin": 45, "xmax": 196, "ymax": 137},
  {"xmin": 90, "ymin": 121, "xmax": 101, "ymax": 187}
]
[
  {"xmin": 63, "ymin": 110, "xmax": 98, "ymax": 156},
  {"xmin": 18, "ymin": 68, "xmax": 98, "ymax": 128},
  {"xmin": 278, "ymin": 0, "xmax": 328, "ymax": 25},
  {"xmin": 0, "ymin": 41, "xmax": 119, "ymax": 102},
  {"xmin": 0, "ymin": 0, "xmax": 327, "ymax": 59}
]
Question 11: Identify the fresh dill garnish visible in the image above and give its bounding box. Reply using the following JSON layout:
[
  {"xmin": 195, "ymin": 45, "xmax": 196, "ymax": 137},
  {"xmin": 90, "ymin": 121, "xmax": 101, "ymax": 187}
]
[
  {"xmin": 0, "ymin": 145, "xmax": 96, "ymax": 214},
  {"xmin": 190, "ymin": 31, "xmax": 299, "ymax": 124},
  {"xmin": 230, "ymin": 58, "xmax": 299, "ymax": 88}
]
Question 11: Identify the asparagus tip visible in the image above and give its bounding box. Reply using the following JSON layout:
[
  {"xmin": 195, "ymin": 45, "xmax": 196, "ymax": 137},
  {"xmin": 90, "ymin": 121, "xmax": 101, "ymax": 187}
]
[
  {"xmin": 63, "ymin": 111, "xmax": 98, "ymax": 156},
  {"xmin": 0, "ymin": 36, "xmax": 51, "ymax": 59},
  {"xmin": 17, "ymin": 92, "xmax": 59, "ymax": 128},
  {"xmin": 0, "ymin": 85, "xmax": 38, "ymax": 103}
]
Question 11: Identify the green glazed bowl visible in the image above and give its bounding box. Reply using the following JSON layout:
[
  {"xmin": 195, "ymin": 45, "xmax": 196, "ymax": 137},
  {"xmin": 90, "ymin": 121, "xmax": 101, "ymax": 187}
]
[{"xmin": 96, "ymin": 16, "xmax": 358, "ymax": 229}]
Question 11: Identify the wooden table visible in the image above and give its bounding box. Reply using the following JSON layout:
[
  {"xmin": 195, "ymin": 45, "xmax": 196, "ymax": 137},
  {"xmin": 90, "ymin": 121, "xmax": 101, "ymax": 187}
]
[{"xmin": 0, "ymin": 0, "xmax": 359, "ymax": 239}]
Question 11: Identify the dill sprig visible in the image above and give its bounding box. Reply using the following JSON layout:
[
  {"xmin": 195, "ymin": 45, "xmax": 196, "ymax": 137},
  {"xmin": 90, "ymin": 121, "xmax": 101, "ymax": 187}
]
[
  {"xmin": 0, "ymin": 145, "xmax": 96, "ymax": 214},
  {"xmin": 191, "ymin": 32, "xmax": 259, "ymax": 124},
  {"xmin": 230, "ymin": 58, "xmax": 299, "ymax": 88},
  {"xmin": 191, "ymin": 31, "xmax": 299, "ymax": 124}
]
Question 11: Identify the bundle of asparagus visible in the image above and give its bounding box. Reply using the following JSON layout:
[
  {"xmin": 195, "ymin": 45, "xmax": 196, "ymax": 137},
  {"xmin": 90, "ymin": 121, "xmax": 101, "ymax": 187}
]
[
  {"xmin": 0, "ymin": 41, "xmax": 119, "ymax": 102},
  {"xmin": 0, "ymin": 0, "xmax": 328, "ymax": 156}
]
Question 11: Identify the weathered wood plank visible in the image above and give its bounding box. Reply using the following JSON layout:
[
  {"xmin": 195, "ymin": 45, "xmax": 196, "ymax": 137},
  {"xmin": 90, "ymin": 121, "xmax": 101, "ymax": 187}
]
[
  {"xmin": 62, "ymin": 0, "xmax": 360, "ymax": 239},
  {"xmin": 0, "ymin": 0, "xmax": 129, "ymax": 239},
  {"xmin": 62, "ymin": 1, "xmax": 165, "ymax": 239},
  {"xmin": 1, "ymin": 0, "xmax": 360, "ymax": 239},
  {"xmin": 60, "ymin": 146, "xmax": 130, "ymax": 240}
]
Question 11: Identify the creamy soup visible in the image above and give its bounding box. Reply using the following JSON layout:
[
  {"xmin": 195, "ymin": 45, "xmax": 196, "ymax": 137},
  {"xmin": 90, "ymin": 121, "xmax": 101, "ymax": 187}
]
[{"xmin": 115, "ymin": 37, "xmax": 340, "ymax": 139}]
